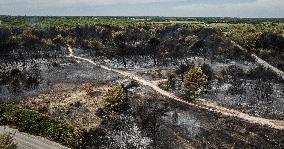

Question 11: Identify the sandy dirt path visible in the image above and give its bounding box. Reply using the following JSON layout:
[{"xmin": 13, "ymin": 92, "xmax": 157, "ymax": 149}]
[
  {"xmin": 236, "ymin": 44, "xmax": 284, "ymax": 80},
  {"xmin": 68, "ymin": 46, "xmax": 284, "ymax": 130},
  {"xmin": 0, "ymin": 126, "xmax": 69, "ymax": 149}
]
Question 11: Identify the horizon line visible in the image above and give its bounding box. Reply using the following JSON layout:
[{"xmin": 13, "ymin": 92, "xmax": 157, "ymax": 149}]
[{"xmin": 1, "ymin": 15, "xmax": 284, "ymax": 19}]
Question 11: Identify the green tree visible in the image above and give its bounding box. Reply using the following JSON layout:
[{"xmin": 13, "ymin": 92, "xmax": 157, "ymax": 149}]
[
  {"xmin": 184, "ymin": 35, "xmax": 199, "ymax": 46},
  {"xmin": 21, "ymin": 28, "xmax": 39, "ymax": 48},
  {"xmin": 183, "ymin": 67, "xmax": 208, "ymax": 100},
  {"xmin": 103, "ymin": 84, "xmax": 127, "ymax": 113}
]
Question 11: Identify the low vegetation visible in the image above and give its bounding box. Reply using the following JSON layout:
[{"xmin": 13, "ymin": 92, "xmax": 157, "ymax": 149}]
[
  {"xmin": 151, "ymin": 69, "xmax": 163, "ymax": 79},
  {"xmin": 0, "ymin": 133, "xmax": 17, "ymax": 149},
  {"xmin": 166, "ymin": 72, "xmax": 176, "ymax": 91},
  {"xmin": 0, "ymin": 104, "xmax": 85, "ymax": 148},
  {"xmin": 0, "ymin": 68, "xmax": 7, "ymax": 84},
  {"xmin": 84, "ymin": 83, "xmax": 94, "ymax": 95},
  {"xmin": 103, "ymin": 84, "xmax": 128, "ymax": 113}
]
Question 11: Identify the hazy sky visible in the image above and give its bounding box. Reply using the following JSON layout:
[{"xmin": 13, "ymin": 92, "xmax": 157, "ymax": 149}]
[{"xmin": 1, "ymin": 0, "xmax": 284, "ymax": 17}]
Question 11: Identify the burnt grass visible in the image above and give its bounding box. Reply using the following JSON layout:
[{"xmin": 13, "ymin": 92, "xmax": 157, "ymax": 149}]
[
  {"xmin": 68, "ymin": 48, "xmax": 284, "ymax": 147},
  {"xmin": 83, "ymin": 49, "xmax": 284, "ymax": 120},
  {"xmin": 1, "ymin": 53, "xmax": 283, "ymax": 148},
  {"xmin": 0, "ymin": 55, "xmax": 121, "ymax": 103},
  {"xmin": 161, "ymin": 98, "xmax": 284, "ymax": 149},
  {"xmin": 1, "ymin": 34, "xmax": 284, "ymax": 148},
  {"xmin": 84, "ymin": 85, "xmax": 284, "ymax": 149},
  {"xmin": 58, "ymin": 47, "xmax": 284, "ymax": 148}
]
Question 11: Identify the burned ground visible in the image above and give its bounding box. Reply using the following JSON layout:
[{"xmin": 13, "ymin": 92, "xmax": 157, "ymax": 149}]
[{"xmin": 1, "ymin": 23, "xmax": 284, "ymax": 148}]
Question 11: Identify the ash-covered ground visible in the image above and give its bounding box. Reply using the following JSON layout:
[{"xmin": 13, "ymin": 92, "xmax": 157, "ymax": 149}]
[
  {"xmin": 76, "ymin": 44, "xmax": 284, "ymax": 120},
  {"xmin": 1, "ymin": 45, "xmax": 284, "ymax": 148}
]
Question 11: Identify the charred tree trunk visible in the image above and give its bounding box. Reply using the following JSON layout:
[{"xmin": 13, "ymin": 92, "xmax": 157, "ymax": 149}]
[
  {"xmin": 153, "ymin": 53, "xmax": 157, "ymax": 66},
  {"xmin": 122, "ymin": 56, "xmax": 127, "ymax": 68}
]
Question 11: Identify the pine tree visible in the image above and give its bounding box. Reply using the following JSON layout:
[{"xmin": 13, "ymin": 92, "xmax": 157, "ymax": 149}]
[{"xmin": 183, "ymin": 67, "xmax": 208, "ymax": 100}]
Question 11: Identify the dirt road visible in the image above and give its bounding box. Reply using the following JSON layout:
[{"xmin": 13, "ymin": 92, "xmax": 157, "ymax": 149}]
[
  {"xmin": 0, "ymin": 126, "xmax": 69, "ymax": 149},
  {"xmin": 68, "ymin": 46, "xmax": 284, "ymax": 130},
  {"xmin": 236, "ymin": 44, "xmax": 284, "ymax": 80}
]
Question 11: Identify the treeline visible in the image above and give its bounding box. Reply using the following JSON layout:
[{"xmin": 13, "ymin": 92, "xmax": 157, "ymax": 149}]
[
  {"xmin": 1, "ymin": 20, "xmax": 244, "ymax": 67},
  {"xmin": 228, "ymin": 23, "xmax": 284, "ymax": 70},
  {"xmin": 1, "ymin": 16, "xmax": 283, "ymax": 70},
  {"xmin": 2, "ymin": 16, "xmax": 284, "ymax": 27}
]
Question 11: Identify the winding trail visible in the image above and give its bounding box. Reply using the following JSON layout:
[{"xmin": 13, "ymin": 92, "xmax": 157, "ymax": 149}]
[
  {"xmin": 0, "ymin": 126, "xmax": 69, "ymax": 149},
  {"xmin": 236, "ymin": 44, "xmax": 284, "ymax": 80},
  {"xmin": 68, "ymin": 46, "xmax": 284, "ymax": 130}
]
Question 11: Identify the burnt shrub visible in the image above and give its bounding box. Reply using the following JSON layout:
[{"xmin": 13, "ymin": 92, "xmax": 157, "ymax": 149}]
[
  {"xmin": 201, "ymin": 64, "xmax": 213, "ymax": 81},
  {"xmin": 247, "ymin": 65, "xmax": 280, "ymax": 82}
]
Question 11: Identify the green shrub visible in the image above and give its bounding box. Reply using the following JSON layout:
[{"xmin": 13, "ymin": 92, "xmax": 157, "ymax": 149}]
[
  {"xmin": 52, "ymin": 34, "xmax": 64, "ymax": 45},
  {"xmin": 232, "ymin": 28, "xmax": 262, "ymax": 50},
  {"xmin": 0, "ymin": 133, "xmax": 17, "ymax": 149},
  {"xmin": 183, "ymin": 67, "xmax": 208, "ymax": 100},
  {"xmin": 82, "ymin": 39, "xmax": 102, "ymax": 50},
  {"xmin": 103, "ymin": 84, "xmax": 127, "ymax": 113},
  {"xmin": 0, "ymin": 104, "xmax": 85, "ymax": 148},
  {"xmin": 72, "ymin": 101, "xmax": 82, "ymax": 108},
  {"xmin": 166, "ymin": 72, "xmax": 176, "ymax": 90},
  {"xmin": 185, "ymin": 35, "xmax": 199, "ymax": 45},
  {"xmin": 151, "ymin": 69, "xmax": 162, "ymax": 79},
  {"xmin": 41, "ymin": 38, "xmax": 54, "ymax": 47},
  {"xmin": 51, "ymin": 60, "xmax": 60, "ymax": 67},
  {"xmin": 0, "ymin": 68, "xmax": 7, "ymax": 83},
  {"xmin": 84, "ymin": 83, "xmax": 94, "ymax": 95}
]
